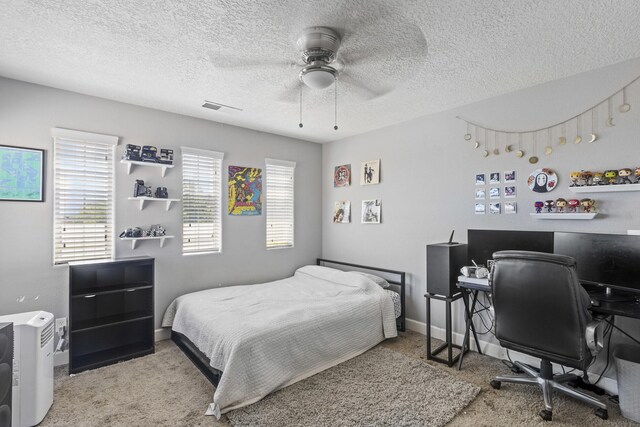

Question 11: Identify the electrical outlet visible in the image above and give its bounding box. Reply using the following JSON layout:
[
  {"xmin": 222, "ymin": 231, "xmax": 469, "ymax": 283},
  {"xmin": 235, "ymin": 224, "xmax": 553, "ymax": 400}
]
[{"xmin": 55, "ymin": 317, "xmax": 67, "ymax": 333}]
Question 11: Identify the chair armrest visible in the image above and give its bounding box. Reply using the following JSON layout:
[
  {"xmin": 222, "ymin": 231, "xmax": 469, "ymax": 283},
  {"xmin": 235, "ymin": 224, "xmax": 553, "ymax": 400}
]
[{"xmin": 586, "ymin": 315, "xmax": 610, "ymax": 356}]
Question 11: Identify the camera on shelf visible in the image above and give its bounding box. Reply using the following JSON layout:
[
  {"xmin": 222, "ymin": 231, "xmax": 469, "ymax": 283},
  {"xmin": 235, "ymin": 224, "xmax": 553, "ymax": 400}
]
[
  {"xmin": 141, "ymin": 146, "xmax": 158, "ymax": 162},
  {"xmin": 155, "ymin": 187, "xmax": 168, "ymax": 198},
  {"xmin": 133, "ymin": 179, "xmax": 152, "ymax": 197},
  {"xmin": 158, "ymin": 149, "xmax": 174, "ymax": 165},
  {"xmin": 123, "ymin": 144, "xmax": 142, "ymax": 161},
  {"xmin": 148, "ymin": 224, "xmax": 166, "ymax": 237},
  {"xmin": 119, "ymin": 227, "xmax": 143, "ymax": 238}
]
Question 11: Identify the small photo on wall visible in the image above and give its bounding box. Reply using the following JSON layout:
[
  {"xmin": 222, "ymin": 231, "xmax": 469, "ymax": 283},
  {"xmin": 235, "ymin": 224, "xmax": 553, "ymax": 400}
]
[
  {"xmin": 489, "ymin": 187, "xmax": 500, "ymax": 199},
  {"xmin": 504, "ymin": 202, "xmax": 517, "ymax": 214},
  {"xmin": 334, "ymin": 164, "xmax": 351, "ymax": 187},
  {"xmin": 475, "ymin": 203, "xmax": 486, "ymax": 215},
  {"xmin": 333, "ymin": 201, "xmax": 351, "ymax": 223},
  {"xmin": 489, "ymin": 172, "xmax": 500, "ymax": 184},
  {"xmin": 504, "ymin": 170, "xmax": 516, "ymax": 182},
  {"xmin": 475, "ymin": 174, "xmax": 485, "ymax": 185},
  {"xmin": 475, "ymin": 188, "xmax": 486, "ymax": 200},
  {"xmin": 361, "ymin": 199, "xmax": 381, "ymax": 223},
  {"xmin": 361, "ymin": 160, "xmax": 380, "ymax": 185},
  {"xmin": 490, "ymin": 202, "xmax": 501, "ymax": 214},
  {"xmin": 504, "ymin": 186, "xmax": 516, "ymax": 198}
]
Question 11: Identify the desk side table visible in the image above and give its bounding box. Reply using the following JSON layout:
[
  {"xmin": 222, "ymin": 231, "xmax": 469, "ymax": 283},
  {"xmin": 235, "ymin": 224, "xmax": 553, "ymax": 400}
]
[{"xmin": 424, "ymin": 292, "xmax": 466, "ymax": 367}]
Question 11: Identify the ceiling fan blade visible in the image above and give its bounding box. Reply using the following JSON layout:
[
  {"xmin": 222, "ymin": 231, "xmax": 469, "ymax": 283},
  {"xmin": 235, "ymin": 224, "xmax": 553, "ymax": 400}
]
[
  {"xmin": 339, "ymin": 73, "xmax": 390, "ymax": 100},
  {"xmin": 207, "ymin": 52, "xmax": 298, "ymax": 70}
]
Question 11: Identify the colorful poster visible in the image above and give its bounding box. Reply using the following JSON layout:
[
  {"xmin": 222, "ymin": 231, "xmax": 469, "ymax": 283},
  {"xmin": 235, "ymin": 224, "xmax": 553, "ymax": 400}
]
[
  {"xmin": 334, "ymin": 164, "xmax": 351, "ymax": 187},
  {"xmin": 228, "ymin": 166, "xmax": 262, "ymax": 216}
]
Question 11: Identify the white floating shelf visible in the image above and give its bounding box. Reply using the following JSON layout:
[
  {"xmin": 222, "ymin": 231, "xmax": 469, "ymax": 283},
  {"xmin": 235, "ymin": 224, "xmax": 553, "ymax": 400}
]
[
  {"xmin": 120, "ymin": 235, "xmax": 175, "ymax": 249},
  {"xmin": 121, "ymin": 159, "xmax": 174, "ymax": 177},
  {"xmin": 530, "ymin": 213, "xmax": 598, "ymax": 220},
  {"xmin": 569, "ymin": 185, "xmax": 640, "ymax": 193},
  {"xmin": 127, "ymin": 196, "xmax": 180, "ymax": 211}
]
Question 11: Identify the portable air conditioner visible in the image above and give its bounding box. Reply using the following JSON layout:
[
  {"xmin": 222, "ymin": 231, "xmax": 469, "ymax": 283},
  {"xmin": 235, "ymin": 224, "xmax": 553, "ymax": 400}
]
[{"xmin": 0, "ymin": 311, "xmax": 54, "ymax": 427}]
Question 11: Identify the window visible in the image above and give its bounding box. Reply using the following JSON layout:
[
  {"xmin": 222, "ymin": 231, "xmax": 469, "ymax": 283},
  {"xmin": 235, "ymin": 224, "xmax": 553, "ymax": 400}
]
[
  {"xmin": 265, "ymin": 158, "xmax": 296, "ymax": 249},
  {"xmin": 52, "ymin": 128, "xmax": 118, "ymax": 264},
  {"xmin": 182, "ymin": 147, "xmax": 224, "ymax": 254}
]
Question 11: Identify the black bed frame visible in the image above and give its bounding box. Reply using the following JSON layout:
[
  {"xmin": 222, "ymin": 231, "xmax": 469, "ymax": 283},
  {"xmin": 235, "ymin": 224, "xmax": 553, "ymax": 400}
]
[{"xmin": 171, "ymin": 259, "xmax": 407, "ymax": 387}]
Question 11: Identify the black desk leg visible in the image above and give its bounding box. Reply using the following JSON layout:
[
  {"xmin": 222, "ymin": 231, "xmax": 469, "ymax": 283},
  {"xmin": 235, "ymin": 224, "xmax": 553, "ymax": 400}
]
[{"xmin": 458, "ymin": 290, "xmax": 483, "ymax": 370}]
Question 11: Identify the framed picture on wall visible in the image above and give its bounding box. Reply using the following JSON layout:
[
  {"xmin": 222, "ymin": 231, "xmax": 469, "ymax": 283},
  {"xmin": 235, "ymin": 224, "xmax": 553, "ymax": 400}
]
[
  {"xmin": 489, "ymin": 172, "xmax": 500, "ymax": 184},
  {"xmin": 360, "ymin": 160, "xmax": 380, "ymax": 185},
  {"xmin": 333, "ymin": 200, "xmax": 351, "ymax": 223},
  {"xmin": 0, "ymin": 145, "xmax": 45, "ymax": 202},
  {"xmin": 489, "ymin": 187, "xmax": 500, "ymax": 199},
  {"xmin": 490, "ymin": 202, "xmax": 501, "ymax": 214},
  {"xmin": 504, "ymin": 186, "xmax": 516, "ymax": 198},
  {"xmin": 504, "ymin": 202, "xmax": 517, "ymax": 214},
  {"xmin": 504, "ymin": 170, "xmax": 516, "ymax": 182},
  {"xmin": 361, "ymin": 199, "xmax": 381, "ymax": 223},
  {"xmin": 475, "ymin": 203, "xmax": 486, "ymax": 215},
  {"xmin": 475, "ymin": 188, "xmax": 486, "ymax": 200},
  {"xmin": 334, "ymin": 164, "xmax": 351, "ymax": 187},
  {"xmin": 475, "ymin": 173, "xmax": 485, "ymax": 185}
]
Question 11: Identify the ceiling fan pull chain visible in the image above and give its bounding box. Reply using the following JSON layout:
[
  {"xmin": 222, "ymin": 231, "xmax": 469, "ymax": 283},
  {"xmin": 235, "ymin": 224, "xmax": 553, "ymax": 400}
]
[
  {"xmin": 334, "ymin": 78, "xmax": 338, "ymax": 131},
  {"xmin": 298, "ymin": 84, "xmax": 303, "ymax": 128}
]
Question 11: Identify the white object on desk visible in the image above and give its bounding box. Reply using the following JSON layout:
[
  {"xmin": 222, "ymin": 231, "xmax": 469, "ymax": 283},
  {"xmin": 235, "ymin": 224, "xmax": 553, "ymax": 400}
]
[{"xmin": 458, "ymin": 275, "xmax": 489, "ymax": 286}]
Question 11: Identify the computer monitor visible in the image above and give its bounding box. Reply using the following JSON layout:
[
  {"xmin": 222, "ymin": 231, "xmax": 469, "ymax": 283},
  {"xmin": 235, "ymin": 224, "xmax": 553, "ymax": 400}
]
[
  {"xmin": 554, "ymin": 232, "xmax": 640, "ymax": 298},
  {"xmin": 467, "ymin": 229, "xmax": 555, "ymax": 266}
]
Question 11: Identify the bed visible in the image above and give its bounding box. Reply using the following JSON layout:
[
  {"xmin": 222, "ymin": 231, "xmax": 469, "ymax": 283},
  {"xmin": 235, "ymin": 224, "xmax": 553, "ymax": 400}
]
[{"xmin": 161, "ymin": 259, "xmax": 406, "ymax": 418}]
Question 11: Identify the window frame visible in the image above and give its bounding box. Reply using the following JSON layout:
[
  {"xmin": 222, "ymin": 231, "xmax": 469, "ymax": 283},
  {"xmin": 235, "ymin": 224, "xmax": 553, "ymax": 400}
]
[
  {"xmin": 181, "ymin": 146, "xmax": 224, "ymax": 255},
  {"xmin": 265, "ymin": 158, "xmax": 296, "ymax": 250},
  {"xmin": 52, "ymin": 127, "xmax": 118, "ymax": 265}
]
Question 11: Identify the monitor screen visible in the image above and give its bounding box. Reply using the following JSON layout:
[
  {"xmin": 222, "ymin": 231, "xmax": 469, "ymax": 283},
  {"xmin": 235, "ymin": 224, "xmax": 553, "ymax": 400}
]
[
  {"xmin": 554, "ymin": 232, "xmax": 640, "ymax": 294},
  {"xmin": 467, "ymin": 229, "xmax": 555, "ymax": 266}
]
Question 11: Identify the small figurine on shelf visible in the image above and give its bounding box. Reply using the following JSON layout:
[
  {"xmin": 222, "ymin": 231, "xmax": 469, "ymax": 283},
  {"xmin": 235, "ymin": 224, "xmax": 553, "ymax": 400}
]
[
  {"xmin": 619, "ymin": 168, "xmax": 633, "ymax": 184},
  {"xmin": 567, "ymin": 199, "xmax": 580, "ymax": 213},
  {"xmin": 604, "ymin": 170, "xmax": 618, "ymax": 185},
  {"xmin": 580, "ymin": 198, "xmax": 596, "ymax": 213},
  {"xmin": 582, "ymin": 171, "xmax": 593, "ymax": 186},
  {"xmin": 534, "ymin": 201, "xmax": 544, "ymax": 214},
  {"xmin": 569, "ymin": 171, "xmax": 583, "ymax": 187},
  {"xmin": 591, "ymin": 172, "xmax": 605, "ymax": 186},
  {"xmin": 634, "ymin": 167, "xmax": 640, "ymax": 184},
  {"xmin": 556, "ymin": 198, "xmax": 567, "ymax": 213},
  {"xmin": 544, "ymin": 200, "xmax": 555, "ymax": 213}
]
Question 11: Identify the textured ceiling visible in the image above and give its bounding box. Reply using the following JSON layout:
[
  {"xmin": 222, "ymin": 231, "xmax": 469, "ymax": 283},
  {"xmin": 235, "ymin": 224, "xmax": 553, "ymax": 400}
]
[{"xmin": 1, "ymin": 0, "xmax": 640, "ymax": 143}]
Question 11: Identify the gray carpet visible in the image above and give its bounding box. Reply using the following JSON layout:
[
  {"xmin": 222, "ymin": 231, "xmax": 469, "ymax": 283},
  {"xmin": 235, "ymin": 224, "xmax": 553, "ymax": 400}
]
[
  {"xmin": 39, "ymin": 331, "xmax": 636, "ymax": 426},
  {"xmin": 225, "ymin": 346, "xmax": 480, "ymax": 427}
]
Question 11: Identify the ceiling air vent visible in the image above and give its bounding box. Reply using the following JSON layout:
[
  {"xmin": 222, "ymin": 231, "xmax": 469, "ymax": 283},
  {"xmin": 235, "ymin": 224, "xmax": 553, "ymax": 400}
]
[{"xmin": 202, "ymin": 100, "xmax": 243, "ymax": 112}]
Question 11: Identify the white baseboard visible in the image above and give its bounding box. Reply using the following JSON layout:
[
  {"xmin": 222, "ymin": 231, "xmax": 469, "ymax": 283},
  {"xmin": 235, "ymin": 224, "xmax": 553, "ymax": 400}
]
[
  {"xmin": 54, "ymin": 350, "xmax": 68, "ymax": 367},
  {"xmin": 155, "ymin": 327, "xmax": 171, "ymax": 342},
  {"xmin": 404, "ymin": 317, "xmax": 618, "ymax": 395}
]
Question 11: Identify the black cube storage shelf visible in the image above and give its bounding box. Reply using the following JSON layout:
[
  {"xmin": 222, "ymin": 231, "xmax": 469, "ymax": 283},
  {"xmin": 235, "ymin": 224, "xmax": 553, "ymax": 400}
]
[{"xmin": 69, "ymin": 256, "xmax": 154, "ymax": 374}]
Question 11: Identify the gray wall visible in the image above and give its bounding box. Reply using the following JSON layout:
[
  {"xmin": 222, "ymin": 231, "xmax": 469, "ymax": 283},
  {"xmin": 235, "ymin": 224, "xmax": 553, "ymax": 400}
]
[
  {"xmin": 322, "ymin": 58, "xmax": 640, "ymax": 351},
  {"xmin": 0, "ymin": 77, "xmax": 322, "ymax": 328}
]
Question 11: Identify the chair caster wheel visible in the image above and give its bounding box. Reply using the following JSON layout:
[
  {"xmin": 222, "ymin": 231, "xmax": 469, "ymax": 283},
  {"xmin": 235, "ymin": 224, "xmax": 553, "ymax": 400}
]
[
  {"xmin": 594, "ymin": 408, "xmax": 608, "ymax": 420},
  {"xmin": 490, "ymin": 380, "xmax": 501, "ymax": 389},
  {"xmin": 539, "ymin": 409, "xmax": 553, "ymax": 421}
]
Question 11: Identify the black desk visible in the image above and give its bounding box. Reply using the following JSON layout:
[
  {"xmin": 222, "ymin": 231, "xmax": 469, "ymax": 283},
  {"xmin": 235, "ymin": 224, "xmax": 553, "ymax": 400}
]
[{"xmin": 456, "ymin": 275, "xmax": 640, "ymax": 369}]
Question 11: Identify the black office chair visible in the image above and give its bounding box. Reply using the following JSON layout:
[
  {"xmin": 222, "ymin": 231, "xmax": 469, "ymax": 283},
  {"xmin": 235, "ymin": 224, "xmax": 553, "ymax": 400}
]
[{"xmin": 489, "ymin": 250, "xmax": 608, "ymax": 421}]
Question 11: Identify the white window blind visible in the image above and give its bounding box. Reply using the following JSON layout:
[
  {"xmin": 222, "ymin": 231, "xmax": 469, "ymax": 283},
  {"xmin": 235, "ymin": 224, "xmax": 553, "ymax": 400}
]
[
  {"xmin": 182, "ymin": 147, "xmax": 224, "ymax": 254},
  {"xmin": 265, "ymin": 158, "xmax": 296, "ymax": 249},
  {"xmin": 52, "ymin": 128, "xmax": 118, "ymax": 264}
]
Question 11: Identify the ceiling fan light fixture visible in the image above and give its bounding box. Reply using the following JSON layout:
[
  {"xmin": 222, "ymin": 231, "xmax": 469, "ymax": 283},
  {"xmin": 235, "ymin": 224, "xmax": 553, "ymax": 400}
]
[{"xmin": 299, "ymin": 63, "xmax": 337, "ymax": 89}]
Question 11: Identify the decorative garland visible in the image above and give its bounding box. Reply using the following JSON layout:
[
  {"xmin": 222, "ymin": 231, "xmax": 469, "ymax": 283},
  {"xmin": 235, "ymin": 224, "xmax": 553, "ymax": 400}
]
[{"xmin": 457, "ymin": 73, "xmax": 640, "ymax": 163}]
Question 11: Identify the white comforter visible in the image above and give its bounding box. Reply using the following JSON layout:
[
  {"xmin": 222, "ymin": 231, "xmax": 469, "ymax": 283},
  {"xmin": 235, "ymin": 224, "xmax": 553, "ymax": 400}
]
[{"xmin": 161, "ymin": 265, "xmax": 398, "ymax": 418}]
